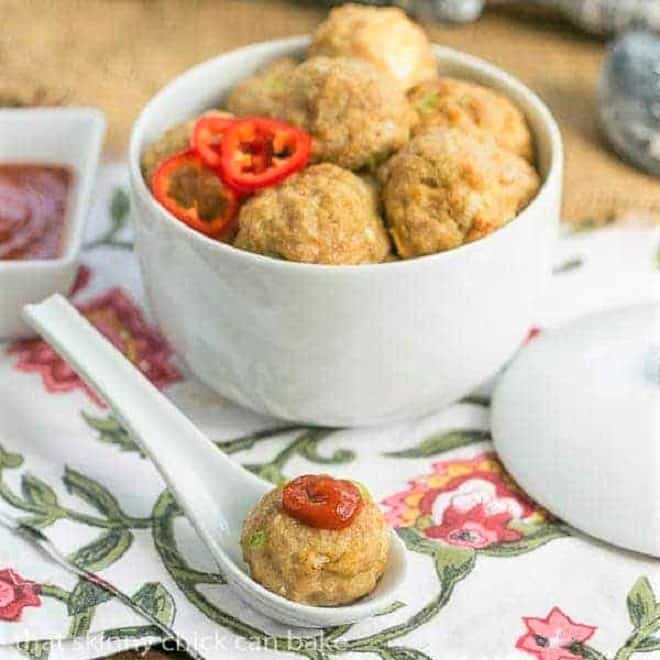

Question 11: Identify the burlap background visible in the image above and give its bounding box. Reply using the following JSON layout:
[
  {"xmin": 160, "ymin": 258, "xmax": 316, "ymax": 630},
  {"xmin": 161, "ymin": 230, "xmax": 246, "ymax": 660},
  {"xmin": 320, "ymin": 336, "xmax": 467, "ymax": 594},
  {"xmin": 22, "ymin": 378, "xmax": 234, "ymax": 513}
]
[
  {"xmin": 1, "ymin": 3, "xmax": 657, "ymax": 658},
  {"xmin": 3, "ymin": 0, "xmax": 659, "ymax": 223}
]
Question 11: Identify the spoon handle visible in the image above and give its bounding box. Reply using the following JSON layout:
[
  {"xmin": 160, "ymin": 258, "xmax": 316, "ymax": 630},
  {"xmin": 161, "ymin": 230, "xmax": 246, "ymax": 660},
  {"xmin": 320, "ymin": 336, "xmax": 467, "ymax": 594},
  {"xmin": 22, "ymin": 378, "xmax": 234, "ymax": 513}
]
[{"xmin": 23, "ymin": 294, "xmax": 263, "ymax": 551}]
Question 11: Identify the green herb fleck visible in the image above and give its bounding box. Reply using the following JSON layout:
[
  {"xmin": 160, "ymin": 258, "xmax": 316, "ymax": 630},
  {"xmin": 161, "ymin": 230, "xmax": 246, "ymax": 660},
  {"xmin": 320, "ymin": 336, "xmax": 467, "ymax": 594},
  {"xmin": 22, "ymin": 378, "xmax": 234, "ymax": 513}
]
[
  {"xmin": 249, "ymin": 530, "xmax": 267, "ymax": 550},
  {"xmin": 263, "ymin": 76, "xmax": 285, "ymax": 93},
  {"xmin": 415, "ymin": 92, "xmax": 439, "ymax": 113}
]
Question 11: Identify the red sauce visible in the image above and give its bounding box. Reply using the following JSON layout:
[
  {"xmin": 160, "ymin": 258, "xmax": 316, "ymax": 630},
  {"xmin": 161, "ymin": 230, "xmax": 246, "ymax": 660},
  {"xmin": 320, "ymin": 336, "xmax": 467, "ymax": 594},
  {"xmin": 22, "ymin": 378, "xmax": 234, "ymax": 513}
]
[
  {"xmin": 0, "ymin": 165, "xmax": 71, "ymax": 261},
  {"xmin": 282, "ymin": 474, "xmax": 363, "ymax": 530}
]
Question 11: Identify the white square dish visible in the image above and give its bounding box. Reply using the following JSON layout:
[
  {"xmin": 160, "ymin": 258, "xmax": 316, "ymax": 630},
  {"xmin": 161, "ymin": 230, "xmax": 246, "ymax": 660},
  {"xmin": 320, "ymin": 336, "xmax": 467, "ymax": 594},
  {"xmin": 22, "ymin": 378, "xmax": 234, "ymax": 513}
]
[{"xmin": 0, "ymin": 108, "xmax": 105, "ymax": 339}]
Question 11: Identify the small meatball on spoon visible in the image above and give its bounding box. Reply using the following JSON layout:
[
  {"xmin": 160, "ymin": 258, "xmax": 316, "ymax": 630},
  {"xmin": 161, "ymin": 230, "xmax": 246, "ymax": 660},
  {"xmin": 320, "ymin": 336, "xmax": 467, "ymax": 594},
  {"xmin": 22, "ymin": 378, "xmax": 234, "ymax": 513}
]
[{"xmin": 23, "ymin": 295, "xmax": 407, "ymax": 627}]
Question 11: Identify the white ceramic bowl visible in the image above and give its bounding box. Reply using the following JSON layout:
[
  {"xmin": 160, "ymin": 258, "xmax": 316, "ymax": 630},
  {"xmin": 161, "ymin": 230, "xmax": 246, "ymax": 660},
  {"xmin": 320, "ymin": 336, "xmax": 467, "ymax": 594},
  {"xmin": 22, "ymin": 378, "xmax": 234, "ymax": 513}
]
[
  {"xmin": 129, "ymin": 37, "xmax": 563, "ymax": 427},
  {"xmin": 0, "ymin": 108, "xmax": 105, "ymax": 339}
]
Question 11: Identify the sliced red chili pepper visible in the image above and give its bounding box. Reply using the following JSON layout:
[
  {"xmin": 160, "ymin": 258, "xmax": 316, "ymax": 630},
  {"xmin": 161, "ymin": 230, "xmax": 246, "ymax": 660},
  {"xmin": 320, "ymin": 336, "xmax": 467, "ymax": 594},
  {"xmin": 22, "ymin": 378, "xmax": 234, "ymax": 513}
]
[
  {"xmin": 220, "ymin": 117, "xmax": 311, "ymax": 192},
  {"xmin": 191, "ymin": 112, "xmax": 235, "ymax": 169},
  {"xmin": 152, "ymin": 149, "xmax": 239, "ymax": 240},
  {"xmin": 282, "ymin": 474, "xmax": 363, "ymax": 530}
]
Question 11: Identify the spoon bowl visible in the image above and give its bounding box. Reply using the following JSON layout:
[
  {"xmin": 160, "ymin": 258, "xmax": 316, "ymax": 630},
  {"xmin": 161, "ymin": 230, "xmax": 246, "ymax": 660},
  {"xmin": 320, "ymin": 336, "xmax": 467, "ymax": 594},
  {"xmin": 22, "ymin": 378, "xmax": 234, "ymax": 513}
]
[{"xmin": 23, "ymin": 294, "xmax": 407, "ymax": 627}]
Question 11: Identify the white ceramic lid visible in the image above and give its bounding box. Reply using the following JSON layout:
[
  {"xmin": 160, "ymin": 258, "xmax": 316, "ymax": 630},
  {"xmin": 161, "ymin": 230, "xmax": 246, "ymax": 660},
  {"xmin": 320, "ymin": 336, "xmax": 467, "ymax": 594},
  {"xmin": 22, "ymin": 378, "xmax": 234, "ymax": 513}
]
[{"xmin": 492, "ymin": 303, "xmax": 660, "ymax": 556}]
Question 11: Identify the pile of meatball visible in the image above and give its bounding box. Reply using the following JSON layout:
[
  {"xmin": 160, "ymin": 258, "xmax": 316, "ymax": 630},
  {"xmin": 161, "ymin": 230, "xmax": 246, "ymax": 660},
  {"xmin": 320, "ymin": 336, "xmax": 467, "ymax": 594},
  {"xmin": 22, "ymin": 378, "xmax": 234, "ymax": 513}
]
[{"xmin": 143, "ymin": 3, "xmax": 541, "ymax": 265}]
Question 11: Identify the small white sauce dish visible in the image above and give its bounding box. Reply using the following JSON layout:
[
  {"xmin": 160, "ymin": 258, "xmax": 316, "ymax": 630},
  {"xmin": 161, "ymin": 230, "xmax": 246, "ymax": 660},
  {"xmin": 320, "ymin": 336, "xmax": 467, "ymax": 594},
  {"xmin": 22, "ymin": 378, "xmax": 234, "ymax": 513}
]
[
  {"xmin": 0, "ymin": 108, "xmax": 105, "ymax": 339},
  {"xmin": 129, "ymin": 37, "xmax": 563, "ymax": 427}
]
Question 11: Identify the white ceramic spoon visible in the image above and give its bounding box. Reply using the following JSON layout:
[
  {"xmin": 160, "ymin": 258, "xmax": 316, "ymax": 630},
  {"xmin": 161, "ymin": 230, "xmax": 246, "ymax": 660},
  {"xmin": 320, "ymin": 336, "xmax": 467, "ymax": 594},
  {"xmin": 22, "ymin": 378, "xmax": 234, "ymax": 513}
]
[{"xmin": 23, "ymin": 294, "xmax": 407, "ymax": 628}]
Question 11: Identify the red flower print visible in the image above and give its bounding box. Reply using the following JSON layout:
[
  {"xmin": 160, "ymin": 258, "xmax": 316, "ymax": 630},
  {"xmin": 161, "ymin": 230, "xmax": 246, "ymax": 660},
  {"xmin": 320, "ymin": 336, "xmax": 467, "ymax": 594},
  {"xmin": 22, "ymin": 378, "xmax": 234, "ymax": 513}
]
[
  {"xmin": 8, "ymin": 287, "xmax": 181, "ymax": 406},
  {"xmin": 516, "ymin": 607, "xmax": 596, "ymax": 660},
  {"xmin": 525, "ymin": 327, "xmax": 541, "ymax": 343},
  {"xmin": 68, "ymin": 263, "xmax": 92, "ymax": 297},
  {"xmin": 383, "ymin": 453, "xmax": 547, "ymax": 550},
  {"xmin": 0, "ymin": 569, "xmax": 41, "ymax": 621}
]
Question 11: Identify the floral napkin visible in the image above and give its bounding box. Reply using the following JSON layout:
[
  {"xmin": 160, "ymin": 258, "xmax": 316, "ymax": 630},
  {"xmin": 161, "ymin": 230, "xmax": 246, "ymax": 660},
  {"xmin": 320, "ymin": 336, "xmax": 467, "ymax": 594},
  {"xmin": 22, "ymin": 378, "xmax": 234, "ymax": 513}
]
[{"xmin": 0, "ymin": 161, "xmax": 659, "ymax": 660}]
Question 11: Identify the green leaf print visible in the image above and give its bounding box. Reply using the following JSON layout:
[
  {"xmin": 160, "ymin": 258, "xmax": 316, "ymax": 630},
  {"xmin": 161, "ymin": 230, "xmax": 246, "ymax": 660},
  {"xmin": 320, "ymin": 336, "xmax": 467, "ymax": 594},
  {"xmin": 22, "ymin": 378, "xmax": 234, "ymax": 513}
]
[
  {"xmin": 0, "ymin": 468, "xmax": 64, "ymax": 527},
  {"xmin": 384, "ymin": 430, "xmax": 490, "ymax": 458},
  {"xmin": 16, "ymin": 640, "xmax": 51, "ymax": 660},
  {"xmin": 304, "ymin": 652, "xmax": 330, "ymax": 660},
  {"xmin": 574, "ymin": 646, "xmax": 609, "ymax": 660},
  {"xmin": 63, "ymin": 466, "xmax": 127, "ymax": 521},
  {"xmin": 67, "ymin": 528, "xmax": 133, "ymax": 572},
  {"xmin": 459, "ymin": 395, "xmax": 491, "ymax": 407},
  {"xmin": 215, "ymin": 425, "xmax": 303, "ymax": 455},
  {"xmin": 376, "ymin": 601, "xmax": 406, "ymax": 617},
  {"xmin": 21, "ymin": 474, "xmax": 58, "ymax": 508},
  {"xmin": 67, "ymin": 579, "xmax": 113, "ymax": 616},
  {"xmin": 385, "ymin": 648, "xmax": 434, "ymax": 660},
  {"xmin": 396, "ymin": 528, "xmax": 475, "ymax": 586},
  {"xmin": 84, "ymin": 187, "xmax": 133, "ymax": 251},
  {"xmin": 132, "ymin": 582, "xmax": 177, "ymax": 626},
  {"xmin": 636, "ymin": 636, "xmax": 660, "ymax": 652},
  {"xmin": 478, "ymin": 525, "xmax": 568, "ymax": 558},
  {"xmin": 613, "ymin": 577, "xmax": 660, "ymax": 660},
  {"xmin": 82, "ymin": 412, "xmax": 141, "ymax": 455},
  {"xmin": 110, "ymin": 188, "xmax": 130, "ymax": 225},
  {"xmin": 434, "ymin": 546, "xmax": 476, "ymax": 584},
  {"xmin": 553, "ymin": 256, "xmax": 584, "ymax": 274},
  {"xmin": 507, "ymin": 518, "xmax": 554, "ymax": 536},
  {"xmin": 19, "ymin": 511, "xmax": 63, "ymax": 529},
  {"xmin": 245, "ymin": 462, "xmax": 286, "ymax": 486},
  {"xmin": 68, "ymin": 609, "xmax": 94, "ymax": 637},
  {"xmin": 298, "ymin": 429, "xmax": 355, "ymax": 465},
  {"xmin": 244, "ymin": 428, "xmax": 354, "ymax": 486},
  {"xmin": 103, "ymin": 625, "xmax": 162, "ymax": 641},
  {"xmin": 627, "ymin": 577, "xmax": 657, "ymax": 629},
  {"xmin": 396, "ymin": 527, "xmax": 434, "ymax": 555},
  {"xmin": 0, "ymin": 445, "xmax": 23, "ymax": 469}
]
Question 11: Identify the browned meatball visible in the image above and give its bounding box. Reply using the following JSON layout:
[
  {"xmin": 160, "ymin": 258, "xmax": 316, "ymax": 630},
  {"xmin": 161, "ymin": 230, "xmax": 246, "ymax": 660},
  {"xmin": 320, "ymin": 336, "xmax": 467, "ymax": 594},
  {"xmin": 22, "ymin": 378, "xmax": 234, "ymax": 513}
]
[
  {"xmin": 286, "ymin": 57, "xmax": 413, "ymax": 170},
  {"xmin": 409, "ymin": 78, "xmax": 535, "ymax": 161},
  {"xmin": 379, "ymin": 128, "xmax": 540, "ymax": 258},
  {"xmin": 226, "ymin": 56, "xmax": 413, "ymax": 171},
  {"xmin": 226, "ymin": 58, "xmax": 297, "ymax": 118},
  {"xmin": 234, "ymin": 163, "xmax": 391, "ymax": 265},
  {"xmin": 309, "ymin": 3, "xmax": 437, "ymax": 91},
  {"xmin": 141, "ymin": 120, "xmax": 194, "ymax": 185},
  {"xmin": 241, "ymin": 485, "xmax": 390, "ymax": 606}
]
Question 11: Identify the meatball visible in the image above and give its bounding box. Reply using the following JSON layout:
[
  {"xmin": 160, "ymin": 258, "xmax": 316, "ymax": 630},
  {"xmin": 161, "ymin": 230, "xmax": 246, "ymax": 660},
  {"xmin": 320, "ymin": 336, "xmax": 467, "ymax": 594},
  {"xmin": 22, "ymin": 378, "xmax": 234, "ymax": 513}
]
[
  {"xmin": 241, "ymin": 485, "xmax": 390, "ymax": 606},
  {"xmin": 288, "ymin": 57, "xmax": 413, "ymax": 170},
  {"xmin": 226, "ymin": 58, "xmax": 297, "ymax": 118},
  {"xmin": 380, "ymin": 128, "xmax": 540, "ymax": 258},
  {"xmin": 227, "ymin": 56, "xmax": 412, "ymax": 171},
  {"xmin": 309, "ymin": 3, "xmax": 437, "ymax": 91},
  {"xmin": 409, "ymin": 78, "xmax": 534, "ymax": 161},
  {"xmin": 141, "ymin": 120, "xmax": 194, "ymax": 184},
  {"xmin": 234, "ymin": 163, "xmax": 391, "ymax": 265}
]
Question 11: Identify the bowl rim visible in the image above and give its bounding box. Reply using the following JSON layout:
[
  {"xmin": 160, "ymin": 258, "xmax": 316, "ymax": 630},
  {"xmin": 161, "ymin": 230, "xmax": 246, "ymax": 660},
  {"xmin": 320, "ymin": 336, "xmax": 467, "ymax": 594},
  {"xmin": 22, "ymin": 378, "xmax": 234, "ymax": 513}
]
[
  {"xmin": 129, "ymin": 35, "xmax": 563, "ymax": 274},
  {"xmin": 0, "ymin": 107, "xmax": 106, "ymax": 274}
]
